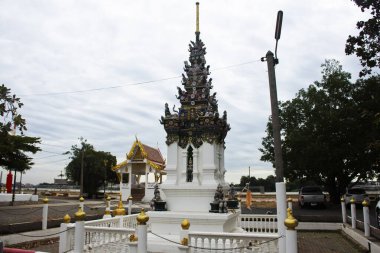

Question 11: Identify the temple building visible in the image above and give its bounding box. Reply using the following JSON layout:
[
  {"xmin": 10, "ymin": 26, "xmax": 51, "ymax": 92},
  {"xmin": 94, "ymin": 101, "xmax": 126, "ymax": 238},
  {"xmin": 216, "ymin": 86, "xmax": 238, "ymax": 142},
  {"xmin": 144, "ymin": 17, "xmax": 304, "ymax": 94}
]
[
  {"xmin": 112, "ymin": 139, "xmax": 166, "ymax": 201},
  {"xmin": 159, "ymin": 2, "xmax": 231, "ymax": 213}
]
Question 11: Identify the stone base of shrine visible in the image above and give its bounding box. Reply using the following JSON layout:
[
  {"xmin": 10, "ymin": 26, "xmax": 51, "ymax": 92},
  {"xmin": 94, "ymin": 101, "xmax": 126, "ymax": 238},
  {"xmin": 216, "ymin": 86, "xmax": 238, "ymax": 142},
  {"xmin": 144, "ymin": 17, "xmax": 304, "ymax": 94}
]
[
  {"xmin": 0, "ymin": 193, "xmax": 38, "ymax": 202},
  {"xmin": 161, "ymin": 184, "xmax": 221, "ymax": 213},
  {"xmin": 148, "ymin": 210, "xmax": 241, "ymax": 235}
]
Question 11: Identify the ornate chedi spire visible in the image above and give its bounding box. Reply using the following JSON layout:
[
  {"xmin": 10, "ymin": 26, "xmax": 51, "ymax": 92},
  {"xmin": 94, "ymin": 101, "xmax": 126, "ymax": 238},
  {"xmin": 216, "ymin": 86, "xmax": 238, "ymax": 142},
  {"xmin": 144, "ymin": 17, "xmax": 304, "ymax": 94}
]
[{"xmin": 160, "ymin": 2, "xmax": 230, "ymax": 149}]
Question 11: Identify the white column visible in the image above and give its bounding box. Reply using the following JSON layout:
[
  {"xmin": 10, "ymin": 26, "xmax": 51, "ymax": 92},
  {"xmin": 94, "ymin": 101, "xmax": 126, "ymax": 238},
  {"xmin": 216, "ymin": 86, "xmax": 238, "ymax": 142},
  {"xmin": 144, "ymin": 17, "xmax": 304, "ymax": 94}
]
[
  {"xmin": 287, "ymin": 198, "xmax": 293, "ymax": 210},
  {"xmin": 180, "ymin": 219, "xmax": 190, "ymax": 246},
  {"xmin": 276, "ymin": 182, "xmax": 287, "ymax": 253},
  {"xmin": 128, "ymin": 166, "xmax": 133, "ymax": 199},
  {"xmin": 129, "ymin": 242, "xmax": 138, "ymax": 253},
  {"xmin": 193, "ymin": 149, "xmax": 199, "ymax": 184},
  {"xmin": 341, "ymin": 198, "xmax": 347, "ymax": 223},
  {"xmin": 42, "ymin": 197, "xmax": 48, "ymax": 230},
  {"xmin": 136, "ymin": 209, "xmax": 149, "ymax": 253},
  {"xmin": 79, "ymin": 196, "xmax": 84, "ymax": 210},
  {"xmin": 182, "ymin": 150, "xmax": 187, "ymax": 183},
  {"xmin": 350, "ymin": 199, "xmax": 356, "ymax": 229},
  {"xmin": 59, "ymin": 214, "xmax": 71, "ymax": 253},
  {"xmin": 128, "ymin": 196, "xmax": 133, "ymax": 215},
  {"xmin": 284, "ymin": 208, "xmax": 298, "ymax": 253},
  {"xmin": 362, "ymin": 200, "xmax": 370, "ymax": 237},
  {"xmin": 103, "ymin": 196, "xmax": 112, "ymax": 219},
  {"xmin": 74, "ymin": 208, "xmax": 86, "ymax": 253}
]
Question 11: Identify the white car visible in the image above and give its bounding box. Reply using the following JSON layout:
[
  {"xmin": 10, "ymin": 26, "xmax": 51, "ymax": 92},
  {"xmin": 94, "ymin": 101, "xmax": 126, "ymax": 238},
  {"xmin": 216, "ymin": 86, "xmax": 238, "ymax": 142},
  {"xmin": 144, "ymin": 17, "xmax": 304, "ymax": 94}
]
[{"xmin": 344, "ymin": 188, "xmax": 369, "ymax": 206}]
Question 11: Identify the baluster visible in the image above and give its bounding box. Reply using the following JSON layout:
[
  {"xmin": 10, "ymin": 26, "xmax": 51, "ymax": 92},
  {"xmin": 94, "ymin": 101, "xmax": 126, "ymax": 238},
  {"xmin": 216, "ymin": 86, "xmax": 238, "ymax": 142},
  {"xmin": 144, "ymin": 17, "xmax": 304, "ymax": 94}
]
[{"xmin": 222, "ymin": 238, "xmax": 226, "ymax": 250}]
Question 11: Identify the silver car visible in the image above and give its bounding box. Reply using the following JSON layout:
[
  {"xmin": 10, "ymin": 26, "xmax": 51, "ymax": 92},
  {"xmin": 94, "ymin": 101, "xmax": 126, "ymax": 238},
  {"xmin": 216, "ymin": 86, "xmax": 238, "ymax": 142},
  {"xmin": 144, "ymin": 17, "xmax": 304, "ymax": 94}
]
[{"xmin": 344, "ymin": 188, "xmax": 369, "ymax": 206}]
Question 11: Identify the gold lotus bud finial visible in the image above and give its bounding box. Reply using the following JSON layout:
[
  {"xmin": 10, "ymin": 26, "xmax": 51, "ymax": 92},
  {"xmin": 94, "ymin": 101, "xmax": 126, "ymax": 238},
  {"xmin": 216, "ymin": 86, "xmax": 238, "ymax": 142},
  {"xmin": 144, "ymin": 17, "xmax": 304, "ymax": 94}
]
[
  {"xmin": 362, "ymin": 199, "xmax": 369, "ymax": 207},
  {"xmin": 114, "ymin": 194, "xmax": 126, "ymax": 216},
  {"xmin": 196, "ymin": 2, "xmax": 200, "ymax": 33},
  {"xmin": 287, "ymin": 197, "xmax": 293, "ymax": 203},
  {"xmin": 79, "ymin": 196, "xmax": 84, "ymax": 202},
  {"xmin": 129, "ymin": 234, "xmax": 138, "ymax": 242},
  {"xmin": 128, "ymin": 195, "xmax": 133, "ymax": 201},
  {"xmin": 340, "ymin": 196, "xmax": 345, "ymax": 202},
  {"xmin": 181, "ymin": 237, "xmax": 189, "ymax": 246},
  {"xmin": 181, "ymin": 219, "xmax": 190, "ymax": 230},
  {"xmin": 136, "ymin": 208, "xmax": 149, "ymax": 225},
  {"xmin": 63, "ymin": 214, "xmax": 71, "ymax": 223},
  {"xmin": 43, "ymin": 197, "xmax": 49, "ymax": 204},
  {"xmin": 284, "ymin": 208, "xmax": 298, "ymax": 230},
  {"xmin": 350, "ymin": 197, "xmax": 355, "ymax": 204},
  {"xmin": 75, "ymin": 207, "xmax": 86, "ymax": 221},
  {"xmin": 106, "ymin": 196, "xmax": 111, "ymax": 201}
]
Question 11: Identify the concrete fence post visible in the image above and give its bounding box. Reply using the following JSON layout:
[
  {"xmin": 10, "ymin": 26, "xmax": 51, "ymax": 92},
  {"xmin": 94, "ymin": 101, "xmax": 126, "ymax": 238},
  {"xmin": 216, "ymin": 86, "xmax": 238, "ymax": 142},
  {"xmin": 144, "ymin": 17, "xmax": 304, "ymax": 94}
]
[
  {"xmin": 350, "ymin": 198, "xmax": 357, "ymax": 229},
  {"xmin": 136, "ymin": 208, "xmax": 149, "ymax": 253},
  {"xmin": 128, "ymin": 195, "xmax": 133, "ymax": 215},
  {"xmin": 42, "ymin": 197, "xmax": 49, "ymax": 230},
  {"xmin": 103, "ymin": 196, "xmax": 112, "ymax": 219},
  {"xmin": 284, "ymin": 207, "xmax": 298, "ymax": 253},
  {"xmin": 276, "ymin": 182, "xmax": 287, "ymax": 253},
  {"xmin": 79, "ymin": 196, "xmax": 84, "ymax": 210},
  {"xmin": 180, "ymin": 219, "xmax": 190, "ymax": 246},
  {"xmin": 74, "ymin": 207, "xmax": 86, "ymax": 253},
  {"xmin": 287, "ymin": 198, "xmax": 293, "ymax": 210},
  {"xmin": 362, "ymin": 200, "xmax": 370, "ymax": 237},
  {"xmin": 59, "ymin": 214, "xmax": 71, "ymax": 253},
  {"xmin": 340, "ymin": 197, "xmax": 347, "ymax": 223}
]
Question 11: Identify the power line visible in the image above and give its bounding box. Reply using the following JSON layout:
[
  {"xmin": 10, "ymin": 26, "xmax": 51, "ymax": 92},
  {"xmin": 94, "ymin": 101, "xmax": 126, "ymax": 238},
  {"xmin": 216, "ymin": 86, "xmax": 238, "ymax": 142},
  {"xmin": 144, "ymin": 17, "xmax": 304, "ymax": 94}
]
[{"xmin": 21, "ymin": 59, "xmax": 262, "ymax": 97}]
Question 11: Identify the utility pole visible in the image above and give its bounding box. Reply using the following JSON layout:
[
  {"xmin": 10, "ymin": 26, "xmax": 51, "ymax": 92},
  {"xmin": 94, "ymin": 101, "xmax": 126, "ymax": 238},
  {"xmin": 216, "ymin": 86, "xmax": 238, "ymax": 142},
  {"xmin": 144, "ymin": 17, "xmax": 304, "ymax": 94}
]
[
  {"xmin": 80, "ymin": 148, "xmax": 84, "ymax": 197},
  {"xmin": 262, "ymin": 10, "xmax": 286, "ymax": 253},
  {"xmin": 266, "ymin": 51, "xmax": 284, "ymax": 182}
]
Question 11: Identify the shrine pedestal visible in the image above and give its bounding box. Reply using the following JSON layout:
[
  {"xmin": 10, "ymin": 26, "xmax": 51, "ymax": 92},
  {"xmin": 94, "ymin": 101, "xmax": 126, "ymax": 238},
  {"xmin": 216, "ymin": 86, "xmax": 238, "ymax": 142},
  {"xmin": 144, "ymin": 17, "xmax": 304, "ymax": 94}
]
[{"xmin": 148, "ymin": 210, "xmax": 240, "ymax": 235}]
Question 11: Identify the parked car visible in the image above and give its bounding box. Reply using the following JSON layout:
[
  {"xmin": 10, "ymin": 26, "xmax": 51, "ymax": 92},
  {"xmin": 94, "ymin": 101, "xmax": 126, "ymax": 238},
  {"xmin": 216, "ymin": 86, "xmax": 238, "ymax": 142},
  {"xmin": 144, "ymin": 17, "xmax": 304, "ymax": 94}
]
[
  {"xmin": 376, "ymin": 199, "xmax": 380, "ymax": 227},
  {"xmin": 298, "ymin": 186, "xmax": 326, "ymax": 208},
  {"xmin": 343, "ymin": 188, "xmax": 369, "ymax": 206}
]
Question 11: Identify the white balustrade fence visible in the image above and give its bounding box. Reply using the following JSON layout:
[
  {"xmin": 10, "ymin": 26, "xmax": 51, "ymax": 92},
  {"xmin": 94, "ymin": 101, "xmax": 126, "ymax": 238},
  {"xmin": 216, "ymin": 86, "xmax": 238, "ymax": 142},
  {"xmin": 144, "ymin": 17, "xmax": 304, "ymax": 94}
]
[
  {"xmin": 85, "ymin": 214, "xmax": 138, "ymax": 229},
  {"xmin": 188, "ymin": 231, "xmax": 279, "ymax": 253},
  {"xmin": 239, "ymin": 215, "xmax": 278, "ymax": 233}
]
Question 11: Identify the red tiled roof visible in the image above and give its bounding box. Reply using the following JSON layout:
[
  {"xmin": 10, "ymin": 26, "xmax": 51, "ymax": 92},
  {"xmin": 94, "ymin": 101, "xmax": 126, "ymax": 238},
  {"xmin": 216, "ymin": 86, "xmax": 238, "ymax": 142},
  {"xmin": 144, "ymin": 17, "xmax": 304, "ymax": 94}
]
[{"xmin": 141, "ymin": 143, "xmax": 165, "ymax": 165}]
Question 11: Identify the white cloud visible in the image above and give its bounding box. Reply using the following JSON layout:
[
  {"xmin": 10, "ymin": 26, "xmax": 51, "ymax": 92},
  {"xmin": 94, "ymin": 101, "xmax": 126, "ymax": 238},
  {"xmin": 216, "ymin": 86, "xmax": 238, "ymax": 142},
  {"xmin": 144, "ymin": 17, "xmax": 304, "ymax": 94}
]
[{"xmin": 0, "ymin": 0, "xmax": 371, "ymax": 184}]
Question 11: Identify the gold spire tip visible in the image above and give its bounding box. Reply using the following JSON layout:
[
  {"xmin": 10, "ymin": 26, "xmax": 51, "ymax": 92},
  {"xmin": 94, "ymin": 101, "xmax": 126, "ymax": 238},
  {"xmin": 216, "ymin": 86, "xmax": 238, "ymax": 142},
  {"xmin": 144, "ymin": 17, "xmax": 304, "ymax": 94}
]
[{"xmin": 196, "ymin": 2, "xmax": 200, "ymax": 33}]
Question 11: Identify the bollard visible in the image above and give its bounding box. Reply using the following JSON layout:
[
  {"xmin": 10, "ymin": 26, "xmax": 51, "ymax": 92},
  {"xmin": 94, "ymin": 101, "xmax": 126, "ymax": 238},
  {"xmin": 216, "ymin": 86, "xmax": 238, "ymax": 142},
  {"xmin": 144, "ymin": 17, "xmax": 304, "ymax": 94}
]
[
  {"xmin": 350, "ymin": 197, "xmax": 357, "ymax": 229},
  {"xmin": 275, "ymin": 182, "xmax": 287, "ymax": 253},
  {"xmin": 59, "ymin": 214, "xmax": 71, "ymax": 253},
  {"xmin": 180, "ymin": 219, "xmax": 190, "ymax": 246},
  {"xmin": 103, "ymin": 196, "xmax": 112, "ymax": 219},
  {"xmin": 136, "ymin": 208, "xmax": 149, "ymax": 253},
  {"xmin": 74, "ymin": 207, "xmax": 86, "ymax": 253},
  {"xmin": 284, "ymin": 208, "xmax": 298, "ymax": 253},
  {"xmin": 341, "ymin": 197, "xmax": 347, "ymax": 223},
  {"xmin": 128, "ymin": 195, "xmax": 133, "ymax": 215},
  {"xmin": 287, "ymin": 198, "xmax": 293, "ymax": 210},
  {"xmin": 362, "ymin": 200, "xmax": 370, "ymax": 237},
  {"xmin": 79, "ymin": 196, "xmax": 84, "ymax": 210},
  {"xmin": 42, "ymin": 197, "xmax": 49, "ymax": 230},
  {"xmin": 129, "ymin": 234, "xmax": 138, "ymax": 253}
]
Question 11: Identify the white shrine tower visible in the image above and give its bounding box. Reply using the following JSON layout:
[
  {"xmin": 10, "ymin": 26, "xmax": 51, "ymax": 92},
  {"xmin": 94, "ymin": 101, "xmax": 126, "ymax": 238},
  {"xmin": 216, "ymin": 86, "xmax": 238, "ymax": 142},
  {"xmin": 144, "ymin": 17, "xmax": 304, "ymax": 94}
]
[{"xmin": 159, "ymin": 2, "xmax": 231, "ymax": 213}]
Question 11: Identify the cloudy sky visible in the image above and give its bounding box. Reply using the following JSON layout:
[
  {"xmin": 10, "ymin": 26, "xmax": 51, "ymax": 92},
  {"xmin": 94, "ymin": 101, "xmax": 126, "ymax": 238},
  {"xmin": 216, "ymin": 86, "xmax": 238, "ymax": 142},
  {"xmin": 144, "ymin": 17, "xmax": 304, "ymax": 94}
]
[{"xmin": 0, "ymin": 0, "xmax": 370, "ymax": 185}]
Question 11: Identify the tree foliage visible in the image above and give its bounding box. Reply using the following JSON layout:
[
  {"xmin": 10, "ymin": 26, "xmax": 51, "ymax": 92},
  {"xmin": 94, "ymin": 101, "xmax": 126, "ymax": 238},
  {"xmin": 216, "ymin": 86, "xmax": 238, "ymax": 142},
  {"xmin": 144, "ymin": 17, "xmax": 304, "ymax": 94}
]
[
  {"xmin": 259, "ymin": 60, "xmax": 380, "ymax": 202},
  {"xmin": 0, "ymin": 84, "xmax": 40, "ymax": 171},
  {"xmin": 345, "ymin": 0, "xmax": 380, "ymax": 77},
  {"xmin": 65, "ymin": 138, "xmax": 118, "ymax": 198}
]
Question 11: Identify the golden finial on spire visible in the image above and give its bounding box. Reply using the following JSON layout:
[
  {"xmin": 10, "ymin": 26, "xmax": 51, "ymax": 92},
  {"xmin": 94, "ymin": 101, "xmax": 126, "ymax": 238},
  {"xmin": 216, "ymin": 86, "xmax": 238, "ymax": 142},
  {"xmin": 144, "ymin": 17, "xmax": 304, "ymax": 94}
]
[{"xmin": 196, "ymin": 2, "xmax": 200, "ymax": 33}]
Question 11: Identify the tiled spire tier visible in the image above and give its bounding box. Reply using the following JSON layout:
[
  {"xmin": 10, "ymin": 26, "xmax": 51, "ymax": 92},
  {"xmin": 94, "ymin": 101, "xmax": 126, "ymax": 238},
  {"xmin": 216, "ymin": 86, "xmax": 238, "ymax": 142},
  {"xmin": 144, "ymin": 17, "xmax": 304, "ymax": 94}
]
[{"xmin": 160, "ymin": 33, "xmax": 230, "ymax": 149}]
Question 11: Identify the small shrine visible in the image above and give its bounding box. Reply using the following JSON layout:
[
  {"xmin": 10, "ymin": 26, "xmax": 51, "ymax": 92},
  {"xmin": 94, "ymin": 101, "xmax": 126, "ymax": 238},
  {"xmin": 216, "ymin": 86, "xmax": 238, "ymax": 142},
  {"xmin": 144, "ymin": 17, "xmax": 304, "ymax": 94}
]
[
  {"xmin": 159, "ymin": 2, "xmax": 230, "ymax": 213},
  {"xmin": 112, "ymin": 139, "xmax": 166, "ymax": 201}
]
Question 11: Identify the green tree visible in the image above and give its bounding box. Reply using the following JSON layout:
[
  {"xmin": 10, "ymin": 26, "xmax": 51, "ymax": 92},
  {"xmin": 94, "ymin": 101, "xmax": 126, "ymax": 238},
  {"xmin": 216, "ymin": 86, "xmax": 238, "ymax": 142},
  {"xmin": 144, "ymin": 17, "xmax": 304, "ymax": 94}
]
[
  {"xmin": 345, "ymin": 0, "xmax": 380, "ymax": 77},
  {"xmin": 260, "ymin": 60, "xmax": 380, "ymax": 202},
  {"xmin": 65, "ymin": 138, "xmax": 117, "ymax": 198},
  {"xmin": 0, "ymin": 84, "xmax": 41, "ymax": 204}
]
